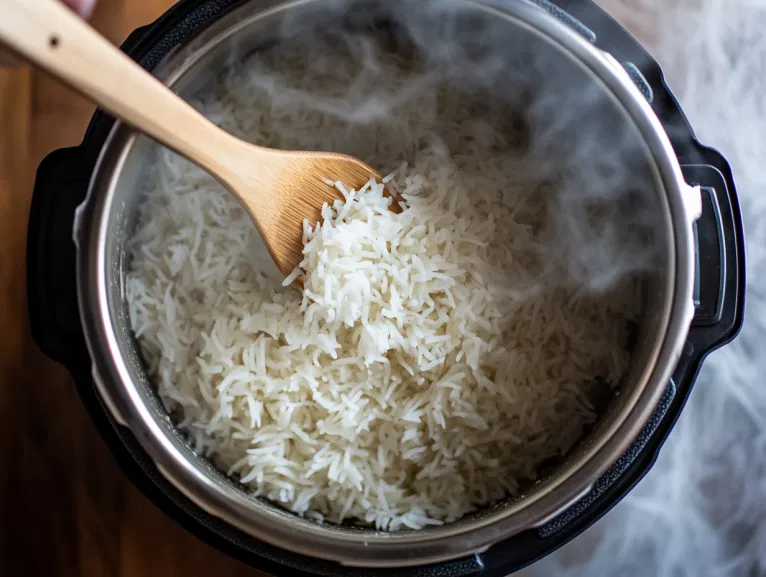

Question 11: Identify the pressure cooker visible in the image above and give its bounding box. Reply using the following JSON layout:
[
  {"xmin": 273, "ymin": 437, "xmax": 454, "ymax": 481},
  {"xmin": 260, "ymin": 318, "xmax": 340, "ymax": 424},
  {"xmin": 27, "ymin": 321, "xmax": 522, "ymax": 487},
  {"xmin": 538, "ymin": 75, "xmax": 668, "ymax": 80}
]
[{"xmin": 27, "ymin": 0, "xmax": 745, "ymax": 575}]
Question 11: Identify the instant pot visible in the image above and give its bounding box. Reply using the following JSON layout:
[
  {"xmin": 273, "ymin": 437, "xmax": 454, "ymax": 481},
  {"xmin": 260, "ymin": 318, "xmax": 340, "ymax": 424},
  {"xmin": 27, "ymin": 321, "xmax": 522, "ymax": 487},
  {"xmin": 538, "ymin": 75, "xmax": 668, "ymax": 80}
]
[{"xmin": 27, "ymin": 0, "xmax": 745, "ymax": 575}]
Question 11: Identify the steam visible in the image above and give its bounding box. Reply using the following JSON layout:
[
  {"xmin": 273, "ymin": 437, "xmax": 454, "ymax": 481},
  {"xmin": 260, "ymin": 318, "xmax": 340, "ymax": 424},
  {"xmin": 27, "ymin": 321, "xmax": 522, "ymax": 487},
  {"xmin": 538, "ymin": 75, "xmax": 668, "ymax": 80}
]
[
  {"xmin": 525, "ymin": 0, "xmax": 766, "ymax": 576},
  {"xmin": 217, "ymin": 0, "xmax": 668, "ymax": 296}
]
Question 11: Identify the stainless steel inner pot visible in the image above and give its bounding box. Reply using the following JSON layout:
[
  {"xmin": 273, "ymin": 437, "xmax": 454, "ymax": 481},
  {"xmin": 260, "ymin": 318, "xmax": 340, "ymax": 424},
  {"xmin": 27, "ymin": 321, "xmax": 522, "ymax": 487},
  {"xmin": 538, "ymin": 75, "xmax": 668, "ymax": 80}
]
[{"xmin": 74, "ymin": 0, "xmax": 701, "ymax": 568}]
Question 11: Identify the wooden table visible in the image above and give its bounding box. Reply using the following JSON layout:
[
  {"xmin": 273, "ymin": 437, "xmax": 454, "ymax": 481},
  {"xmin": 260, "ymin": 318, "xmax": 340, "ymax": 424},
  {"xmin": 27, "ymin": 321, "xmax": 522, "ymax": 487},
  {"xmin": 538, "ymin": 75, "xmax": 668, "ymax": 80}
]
[{"xmin": 0, "ymin": 1, "xmax": 266, "ymax": 575}]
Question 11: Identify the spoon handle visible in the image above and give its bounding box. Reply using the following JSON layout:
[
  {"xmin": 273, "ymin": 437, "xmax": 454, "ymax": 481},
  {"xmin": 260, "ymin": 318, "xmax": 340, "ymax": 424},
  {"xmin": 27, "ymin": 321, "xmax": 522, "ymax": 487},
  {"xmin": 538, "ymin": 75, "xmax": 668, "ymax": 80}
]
[{"xmin": 0, "ymin": 0, "xmax": 242, "ymax": 184}]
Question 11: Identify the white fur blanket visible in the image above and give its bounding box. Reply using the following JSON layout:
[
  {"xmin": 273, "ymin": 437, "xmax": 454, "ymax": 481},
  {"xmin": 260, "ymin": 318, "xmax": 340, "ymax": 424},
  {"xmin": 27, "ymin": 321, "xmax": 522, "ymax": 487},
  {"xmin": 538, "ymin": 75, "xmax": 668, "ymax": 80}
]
[{"xmin": 526, "ymin": 1, "xmax": 766, "ymax": 575}]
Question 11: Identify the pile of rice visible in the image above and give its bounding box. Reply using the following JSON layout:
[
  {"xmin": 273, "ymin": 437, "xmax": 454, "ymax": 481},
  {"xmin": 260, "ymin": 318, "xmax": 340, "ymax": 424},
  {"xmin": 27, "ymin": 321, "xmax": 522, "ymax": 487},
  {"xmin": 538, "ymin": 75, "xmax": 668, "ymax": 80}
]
[{"xmin": 126, "ymin": 37, "xmax": 638, "ymax": 530}]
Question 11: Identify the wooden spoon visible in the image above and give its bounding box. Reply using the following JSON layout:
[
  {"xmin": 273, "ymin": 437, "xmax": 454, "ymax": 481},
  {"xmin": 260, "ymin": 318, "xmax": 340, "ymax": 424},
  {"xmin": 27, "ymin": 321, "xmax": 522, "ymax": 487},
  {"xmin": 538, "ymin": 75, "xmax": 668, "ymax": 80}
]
[{"xmin": 0, "ymin": 0, "xmax": 390, "ymax": 277}]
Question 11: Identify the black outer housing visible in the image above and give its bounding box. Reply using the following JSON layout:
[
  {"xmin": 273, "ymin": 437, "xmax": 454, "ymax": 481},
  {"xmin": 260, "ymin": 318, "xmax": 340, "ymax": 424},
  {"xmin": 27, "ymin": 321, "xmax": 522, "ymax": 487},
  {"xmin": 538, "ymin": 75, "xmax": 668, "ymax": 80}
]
[{"xmin": 26, "ymin": 1, "xmax": 745, "ymax": 575}]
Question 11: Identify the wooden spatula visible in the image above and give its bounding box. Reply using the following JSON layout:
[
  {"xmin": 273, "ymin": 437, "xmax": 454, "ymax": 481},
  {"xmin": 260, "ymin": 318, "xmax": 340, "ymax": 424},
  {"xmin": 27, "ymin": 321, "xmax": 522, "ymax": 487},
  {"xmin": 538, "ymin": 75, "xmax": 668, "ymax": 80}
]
[{"xmin": 0, "ymin": 0, "xmax": 388, "ymax": 277}]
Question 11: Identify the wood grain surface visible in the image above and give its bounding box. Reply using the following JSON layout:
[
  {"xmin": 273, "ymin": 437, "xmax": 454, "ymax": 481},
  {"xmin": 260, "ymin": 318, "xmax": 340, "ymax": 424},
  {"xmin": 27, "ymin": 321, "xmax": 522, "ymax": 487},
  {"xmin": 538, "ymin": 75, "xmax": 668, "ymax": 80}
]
[{"xmin": 0, "ymin": 1, "xmax": 267, "ymax": 575}]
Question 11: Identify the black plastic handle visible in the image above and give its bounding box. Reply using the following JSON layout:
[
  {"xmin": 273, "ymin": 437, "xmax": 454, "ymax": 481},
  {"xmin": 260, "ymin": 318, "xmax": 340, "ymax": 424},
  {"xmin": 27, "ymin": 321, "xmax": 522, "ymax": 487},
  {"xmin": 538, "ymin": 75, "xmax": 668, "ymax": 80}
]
[
  {"xmin": 681, "ymin": 163, "xmax": 740, "ymax": 330},
  {"xmin": 27, "ymin": 146, "xmax": 91, "ymax": 366}
]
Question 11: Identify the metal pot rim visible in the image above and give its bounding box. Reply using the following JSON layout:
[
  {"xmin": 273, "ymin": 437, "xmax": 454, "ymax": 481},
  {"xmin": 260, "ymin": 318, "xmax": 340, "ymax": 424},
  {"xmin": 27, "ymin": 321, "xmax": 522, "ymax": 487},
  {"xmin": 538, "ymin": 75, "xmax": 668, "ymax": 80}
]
[{"xmin": 74, "ymin": 0, "xmax": 698, "ymax": 567}]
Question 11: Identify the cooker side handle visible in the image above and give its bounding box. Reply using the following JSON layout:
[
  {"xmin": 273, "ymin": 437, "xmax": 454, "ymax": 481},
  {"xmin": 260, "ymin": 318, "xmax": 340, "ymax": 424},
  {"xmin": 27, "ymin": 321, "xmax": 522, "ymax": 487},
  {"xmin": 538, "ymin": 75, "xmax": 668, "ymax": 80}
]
[
  {"xmin": 681, "ymin": 162, "xmax": 745, "ymax": 348},
  {"xmin": 27, "ymin": 146, "xmax": 90, "ymax": 365}
]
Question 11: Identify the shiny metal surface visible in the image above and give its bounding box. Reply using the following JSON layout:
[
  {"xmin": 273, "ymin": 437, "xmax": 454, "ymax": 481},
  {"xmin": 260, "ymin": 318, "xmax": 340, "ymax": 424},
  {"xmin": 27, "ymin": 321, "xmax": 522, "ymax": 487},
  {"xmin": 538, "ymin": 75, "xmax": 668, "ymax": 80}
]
[{"xmin": 74, "ymin": 0, "xmax": 698, "ymax": 567}]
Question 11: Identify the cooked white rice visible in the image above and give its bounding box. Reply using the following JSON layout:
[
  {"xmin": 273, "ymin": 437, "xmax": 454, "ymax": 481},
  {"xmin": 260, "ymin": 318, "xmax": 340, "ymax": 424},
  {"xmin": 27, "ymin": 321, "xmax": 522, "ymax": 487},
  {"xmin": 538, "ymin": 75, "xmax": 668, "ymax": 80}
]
[{"xmin": 126, "ymin": 37, "xmax": 638, "ymax": 530}]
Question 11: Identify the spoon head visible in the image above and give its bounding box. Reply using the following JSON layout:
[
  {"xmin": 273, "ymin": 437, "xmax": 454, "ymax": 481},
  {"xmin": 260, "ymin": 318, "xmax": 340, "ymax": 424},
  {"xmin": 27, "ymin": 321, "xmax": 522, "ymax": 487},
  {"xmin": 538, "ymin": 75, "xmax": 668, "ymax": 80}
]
[{"xmin": 239, "ymin": 150, "xmax": 396, "ymax": 279}]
